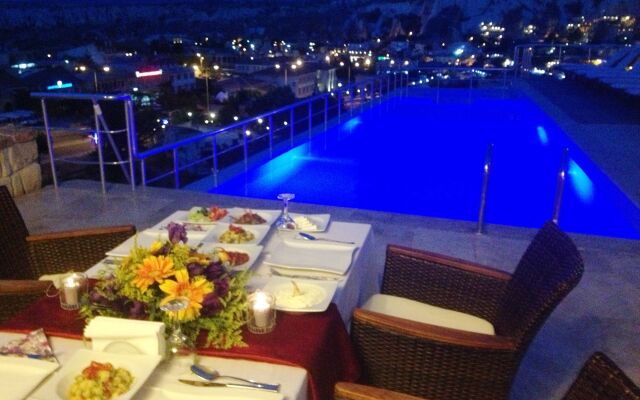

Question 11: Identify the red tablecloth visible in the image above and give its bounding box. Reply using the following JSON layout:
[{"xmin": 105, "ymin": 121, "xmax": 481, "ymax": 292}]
[{"xmin": 0, "ymin": 296, "xmax": 360, "ymax": 400}]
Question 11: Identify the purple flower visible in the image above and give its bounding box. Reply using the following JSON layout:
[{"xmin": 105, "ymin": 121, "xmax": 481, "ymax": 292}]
[
  {"xmin": 214, "ymin": 278, "xmax": 230, "ymax": 297},
  {"xmin": 167, "ymin": 222, "xmax": 188, "ymax": 244},
  {"xmin": 129, "ymin": 301, "xmax": 146, "ymax": 319},
  {"xmin": 205, "ymin": 262, "xmax": 225, "ymax": 281},
  {"xmin": 201, "ymin": 293, "xmax": 222, "ymax": 316},
  {"xmin": 187, "ymin": 262, "xmax": 205, "ymax": 277}
]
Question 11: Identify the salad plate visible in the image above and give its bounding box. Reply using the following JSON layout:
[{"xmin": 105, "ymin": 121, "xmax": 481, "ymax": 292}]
[
  {"xmin": 202, "ymin": 224, "xmax": 270, "ymax": 245},
  {"xmin": 198, "ymin": 243, "xmax": 264, "ymax": 271},
  {"xmin": 227, "ymin": 207, "xmax": 281, "ymax": 226},
  {"xmin": 105, "ymin": 230, "xmax": 206, "ymax": 258},
  {"xmin": 30, "ymin": 348, "xmax": 162, "ymax": 400}
]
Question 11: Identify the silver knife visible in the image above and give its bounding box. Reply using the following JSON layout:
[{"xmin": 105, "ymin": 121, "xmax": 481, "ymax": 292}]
[{"xmin": 178, "ymin": 378, "xmax": 281, "ymax": 392}]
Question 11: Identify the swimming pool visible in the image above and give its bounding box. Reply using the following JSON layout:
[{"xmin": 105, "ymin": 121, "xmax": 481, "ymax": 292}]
[{"xmin": 210, "ymin": 90, "xmax": 640, "ymax": 239}]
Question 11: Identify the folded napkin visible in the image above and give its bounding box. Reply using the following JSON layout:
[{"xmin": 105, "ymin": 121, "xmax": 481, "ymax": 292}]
[
  {"xmin": 265, "ymin": 239, "xmax": 357, "ymax": 275},
  {"xmin": 84, "ymin": 316, "xmax": 165, "ymax": 357},
  {"xmin": 38, "ymin": 272, "xmax": 73, "ymax": 289},
  {"xmin": 0, "ymin": 328, "xmax": 57, "ymax": 362}
]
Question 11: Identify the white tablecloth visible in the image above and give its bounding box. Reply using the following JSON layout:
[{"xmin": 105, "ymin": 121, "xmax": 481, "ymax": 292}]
[{"xmin": 0, "ymin": 332, "xmax": 307, "ymax": 400}]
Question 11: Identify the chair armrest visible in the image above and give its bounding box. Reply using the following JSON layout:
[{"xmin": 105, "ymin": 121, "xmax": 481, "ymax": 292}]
[
  {"xmin": 353, "ymin": 308, "xmax": 516, "ymax": 351},
  {"xmin": 335, "ymin": 382, "xmax": 428, "ymax": 400},
  {"xmin": 26, "ymin": 225, "xmax": 136, "ymax": 277},
  {"xmin": 562, "ymin": 352, "xmax": 640, "ymax": 400},
  {"xmin": 381, "ymin": 244, "xmax": 512, "ymax": 322},
  {"xmin": 0, "ymin": 280, "xmax": 51, "ymax": 295}
]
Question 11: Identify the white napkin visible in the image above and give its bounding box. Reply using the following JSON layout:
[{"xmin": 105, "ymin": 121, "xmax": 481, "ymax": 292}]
[
  {"xmin": 265, "ymin": 238, "xmax": 357, "ymax": 275},
  {"xmin": 84, "ymin": 316, "xmax": 165, "ymax": 357},
  {"xmin": 0, "ymin": 356, "xmax": 59, "ymax": 400},
  {"xmin": 39, "ymin": 272, "xmax": 72, "ymax": 289}
]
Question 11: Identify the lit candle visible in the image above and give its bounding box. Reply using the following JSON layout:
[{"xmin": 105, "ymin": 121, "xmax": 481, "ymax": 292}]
[
  {"xmin": 252, "ymin": 292, "xmax": 271, "ymax": 328},
  {"xmin": 62, "ymin": 277, "xmax": 79, "ymax": 308}
]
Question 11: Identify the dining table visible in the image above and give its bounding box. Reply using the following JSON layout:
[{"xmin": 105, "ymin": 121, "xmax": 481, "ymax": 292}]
[{"xmin": 0, "ymin": 209, "xmax": 381, "ymax": 400}]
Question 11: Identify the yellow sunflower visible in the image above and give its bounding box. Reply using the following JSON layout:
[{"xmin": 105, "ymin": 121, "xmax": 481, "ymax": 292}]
[
  {"xmin": 159, "ymin": 269, "xmax": 213, "ymax": 321},
  {"xmin": 132, "ymin": 255, "xmax": 175, "ymax": 293}
]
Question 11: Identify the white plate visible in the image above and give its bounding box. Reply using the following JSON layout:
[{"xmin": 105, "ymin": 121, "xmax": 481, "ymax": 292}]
[
  {"xmin": 146, "ymin": 215, "xmax": 217, "ymax": 236},
  {"xmin": 262, "ymin": 277, "xmax": 337, "ymax": 313},
  {"xmin": 202, "ymin": 224, "xmax": 270, "ymax": 245},
  {"xmin": 198, "ymin": 244, "xmax": 264, "ymax": 271},
  {"xmin": 106, "ymin": 231, "xmax": 206, "ymax": 258},
  {"xmin": 0, "ymin": 356, "xmax": 59, "ymax": 400},
  {"xmin": 264, "ymin": 238, "xmax": 357, "ymax": 275},
  {"xmin": 31, "ymin": 349, "xmax": 162, "ymax": 400},
  {"xmin": 288, "ymin": 213, "xmax": 331, "ymax": 232},
  {"xmin": 227, "ymin": 207, "xmax": 281, "ymax": 226}
]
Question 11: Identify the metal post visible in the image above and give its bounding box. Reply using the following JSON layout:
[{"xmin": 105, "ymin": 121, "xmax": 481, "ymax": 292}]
[
  {"xmin": 337, "ymin": 91, "xmax": 342, "ymax": 123},
  {"xmin": 92, "ymin": 100, "xmax": 107, "ymax": 194},
  {"xmin": 323, "ymin": 96, "xmax": 328, "ymax": 131},
  {"xmin": 212, "ymin": 134, "xmax": 219, "ymax": 187},
  {"xmin": 268, "ymin": 115, "xmax": 274, "ymax": 158},
  {"xmin": 552, "ymin": 147, "xmax": 569, "ymax": 224},
  {"xmin": 172, "ymin": 148, "xmax": 180, "ymax": 188},
  {"xmin": 477, "ymin": 143, "xmax": 494, "ymax": 234},
  {"xmin": 468, "ymin": 74, "xmax": 473, "ymax": 103},
  {"xmin": 140, "ymin": 158, "xmax": 147, "ymax": 187},
  {"xmin": 40, "ymin": 98, "xmax": 58, "ymax": 189},
  {"xmin": 308, "ymin": 101, "xmax": 312, "ymax": 139},
  {"xmin": 123, "ymin": 101, "xmax": 136, "ymax": 191},
  {"xmin": 436, "ymin": 73, "xmax": 441, "ymax": 104},
  {"xmin": 289, "ymin": 108, "xmax": 294, "ymax": 147},
  {"xmin": 242, "ymin": 124, "xmax": 249, "ymax": 172}
]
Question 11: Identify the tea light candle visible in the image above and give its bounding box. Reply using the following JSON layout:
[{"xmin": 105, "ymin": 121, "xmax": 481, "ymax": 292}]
[
  {"xmin": 248, "ymin": 291, "xmax": 275, "ymax": 334},
  {"xmin": 253, "ymin": 292, "xmax": 271, "ymax": 328},
  {"xmin": 60, "ymin": 272, "xmax": 87, "ymax": 310}
]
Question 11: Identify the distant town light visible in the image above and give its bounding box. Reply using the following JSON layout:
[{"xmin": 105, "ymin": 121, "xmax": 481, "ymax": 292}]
[
  {"xmin": 132, "ymin": 87, "xmax": 139, "ymax": 92},
  {"xmin": 296, "ymin": 59, "xmax": 302, "ymax": 66},
  {"xmin": 103, "ymin": 66, "xmax": 110, "ymax": 72},
  {"xmin": 187, "ymin": 112, "xmax": 193, "ymax": 117},
  {"xmin": 47, "ymin": 54, "xmax": 51, "ymax": 58},
  {"xmin": 257, "ymin": 118, "xmax": 263, "ymax": 124},
  {"xmin": 210, "ymin": 112, "xmax": 216, "ymax": 119},
  {"xmin": 275, "ymin": 63, "xmax": 281, "ymax": 69},
  {"xmin": 213, "ymin": 65, "xmax": 220, "ymax": 70},
  {"xmin": 79, "ymin": 65, "xmax": 87, "ymax": 72},
  {"xmin": 47, "ymin": 81, "xmax": 73, "ymax": 90},
  {"xmin": 245, "ymin": 130, "xmax": 251, "ymax": 136},
  {"xmin": 233, "ymin": 116, "xmax": 239, "ymax": 121},
  {"xmin": 283, "ymin": 121, "xmax": 288, "ymax": 126},
  {"xmin": 339, "ymin": 61, "xmax": 345, "ymax": 67},
  {"xmin": 136, "ymin": 69, "xmax": 163, "ymax": 78}
]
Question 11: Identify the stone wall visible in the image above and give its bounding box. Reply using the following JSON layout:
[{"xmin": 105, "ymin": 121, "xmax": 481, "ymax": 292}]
[{"xmin": 0, "ymin": 126, "xmax": 42, "ymax": 196}]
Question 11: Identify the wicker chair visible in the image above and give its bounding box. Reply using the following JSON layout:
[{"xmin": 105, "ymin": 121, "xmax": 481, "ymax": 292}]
[
  {"xmin": 0, "ymin": 185, "xmax": 136, "ymax": 279},
  {"xmin": 335, "ymin": 382, "xmax": 428, "ymax": 400},
  {"xmin": 351, "ymin": 221, "xmax": 584, "ymax": 400},
  {"xmin": 562, "ymin": 352, "xmax": 640, "ymax": 400},
  {"xmin": 0, "ymin": 279, "xmax": 53, "ymax": 324}
]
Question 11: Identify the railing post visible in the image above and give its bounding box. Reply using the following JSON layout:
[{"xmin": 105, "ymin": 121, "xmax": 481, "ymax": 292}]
[
  {"xmin": 212, "ymin": 134, "xmax": 219, "ymax": 187},
  {"xmin": 123, "ymin": 100, "xmax": 136, "ymax": 191},
  {"xmin": 140, "ymin": 158, "xmax": 147, "ymax": 187},
  {"xmin": 289, "ymin": 108, "xmax": 295, "ymax": 147},
  {"xmin": 40, "ymin": 98, "xmax": 58, "ymax": 190},
  {"xmin": 468, "ymin": 74, "xmax": 473, "ymax": 103},
  {"xmin": 243, "ymin": 124, "xmax": 249, "ymax": 172},
  {"xmin": 172, "ymin": 148, "xmax": 180, "ymax": 188},
  {"xmin": 308, "ymin": 101, "xmax": 313, "ymax": 139},
  {"xmin": 323, "ymin": 96, "xmax": 328, "ymax": 131},
  {"xmin": 436, "ymin": 73, "xmax": 441, "ymax": 104},
  {"xmin": 552, "ymin": 147, "xmax": 569, "ymax": 224},
  {"xmin": 92, "ymin": 100, "xmax": 107, "ymax": 194},
  {"xmin": 337, "ymin": 91, "xmax": 342, "ymax": 123},
  {"xmin": 477, "ymin": 143, "xmax": 494, "ymax": 234},
  {"xmin": 268, "ymin": 115, "xmax": 274, "ymax": 158}
]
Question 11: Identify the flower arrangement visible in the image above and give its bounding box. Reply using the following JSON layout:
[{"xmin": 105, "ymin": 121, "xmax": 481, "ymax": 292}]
[{"xmin": 80, "ymin": 223, "xmax": 250, "ymax": 349}]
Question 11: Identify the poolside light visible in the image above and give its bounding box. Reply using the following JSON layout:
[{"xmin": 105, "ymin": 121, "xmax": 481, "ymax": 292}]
[
  {"xmin": 275, "ymin": 63, "xmax": 281, "ymax": 69},
  {"xmin": 257, "ymin": 118, "xmax": 264, "ymax": 124},
  {"xmin": 283, "ymin": 121, "xmax": 288, "ymax": 126},
  {"xmin": 245, "ymin": 130, "xmax": 251, "ymax": 136},
  {"xmin": 234, "ymin": 116, "xmax": 239, "ymax": 121}
]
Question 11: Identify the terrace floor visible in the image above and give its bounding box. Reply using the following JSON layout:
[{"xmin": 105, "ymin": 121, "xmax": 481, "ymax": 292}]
[{"xmin": 14, "ymin": 179, "xmax": 639, "ymax": 400}]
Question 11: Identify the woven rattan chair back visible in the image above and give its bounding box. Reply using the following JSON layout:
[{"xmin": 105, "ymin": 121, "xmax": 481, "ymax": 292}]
[
  {"xmin": 494, "ymin": 221, "xmax": 584, "ymax": 352},
  {"xmin": 0, "ymin": 186, "xmax": 31, "ymax": 279},
  {"xmin": 562, "ymin": 352, "xmax": 640, "ymax": 400}
]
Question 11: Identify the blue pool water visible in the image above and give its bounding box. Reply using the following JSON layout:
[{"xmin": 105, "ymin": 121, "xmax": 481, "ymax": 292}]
[{"xmin": 210, "ymin": 92, "xmax": 640, "ymax": 239}]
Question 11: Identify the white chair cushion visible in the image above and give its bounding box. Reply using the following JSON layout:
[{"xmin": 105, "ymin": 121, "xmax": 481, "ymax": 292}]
[{"xmin": 362, "ymin": 294, "xmax": 495, "ymax": 335}]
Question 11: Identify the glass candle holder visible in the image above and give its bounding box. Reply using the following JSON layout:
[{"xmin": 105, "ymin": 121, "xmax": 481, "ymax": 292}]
[
  {"xmin": 60, "ymin": 272, "xmax": 88, "ymax": 310},
  {"xmin": 247, "ymin": 291, "xmax": 276, "ymax": 334}
]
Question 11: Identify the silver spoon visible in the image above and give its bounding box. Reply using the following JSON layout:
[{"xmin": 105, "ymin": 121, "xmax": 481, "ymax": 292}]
[
  {"xmin": 298, "ymin": 232, "xmax": 355, "ymax": 244},
  {"xmin": 191, "ymin": 364, "xmax": 280, "ymax": 391}
]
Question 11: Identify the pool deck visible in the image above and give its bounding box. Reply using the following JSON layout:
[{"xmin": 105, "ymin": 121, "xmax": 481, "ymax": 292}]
[{"xmin": 14, "ymin": 179, "xmax": 639, "ymax": 400}]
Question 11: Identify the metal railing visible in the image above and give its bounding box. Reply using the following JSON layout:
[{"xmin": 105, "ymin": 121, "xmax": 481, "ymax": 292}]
[
  {"xmin": 30, "ymin": 92, "xmax": 137, "ymax": 194},
  {"xmin": 136, "ymin": 73, "xmax": 409, "ymax": 189},
  {"xmin": 512, "ymin": 43, "xmax": 629, "ymax": 76}
]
